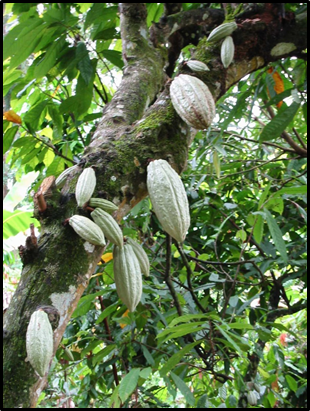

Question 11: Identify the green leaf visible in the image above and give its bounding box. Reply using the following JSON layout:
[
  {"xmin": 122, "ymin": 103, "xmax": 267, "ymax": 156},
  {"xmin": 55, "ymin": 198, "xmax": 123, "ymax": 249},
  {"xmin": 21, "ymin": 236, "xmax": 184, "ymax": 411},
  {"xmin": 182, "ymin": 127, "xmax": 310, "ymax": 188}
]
[
  {"xmin": 47, "ymin": 105, "xmax": 63, "ymax": 140},
  {"xmin": 118, "ymin": 368, "xmax": 141, "ymax": 403},
  {"xmin": 258, "ymin": 182, "xmax": 271, "ymax": 209},
  {"xmin": 170, "ymin": 372, "xmax": 195, "ymax": 406},
  {"xmin": 285, "ymin": 374, "xmax": 298, "ymax": 391},
  {"xmin": 3, "ymin": 126, "xmax": 19, "ymax": 154},
  {"xmin": 159, "ymin": 341, "xmax": 201, "ymax": 377},
  {"xmin": 72, "ymin": 291, "xmax": 105, "ymax": 318},
  {"xmin": 3, "ymin": 171, "xmax": 39, "ymax": 211},
  {"xmin": 92, "ymin": 344, "xmax": 117, "ymax": 366},
  {"xmin": 213, "ymin": 150, "xmax": 221, "ymax": 178},
  {"xmin": 264, "ymin": 208, "xmax": 288, "ymax": 264},
  {"xmin": 265, "ymin": 197, "xmax": 284, "ymax": 215},
  {"xmin": 274, "ymin": 185, "xmax": 307, "ymax": 197},
  {"xmin": 76, "ymin": 42, "xmax": 94, "ymax": 85},
  {"xmin": 34, "ymin": 36, "xmax": 67, "ymax": 79},
  {"xmin": 139, "ymin": 367, "xmax": 152, "ymax": 380},
  {"xmin": 24, "ymin": 100, "xmax": 49, "ymax": 133},
  {"xmin": 95, "ymin": 301, "xmax": 119, "ymax": 324},
  {"xmin": 140, "ymin": 345, "xmax": 154, "ymax": 366},
  {"xmin": 101, "ymin": 50, "xmax": 124, "ymax": 69},
  {"xmin": 259, "ymin": 102, "xmax": 300, "ymax": 142},
  {"xmin": 214, "ymin": 324, "xmax": 246, "ymax": 357},
  {"xmin": 253, "ymin": 214, "xmax": 264, "ymax": 244},
  {"xmin": 3, "ymin": 209, "xmax": 40, "ymax": 239}
]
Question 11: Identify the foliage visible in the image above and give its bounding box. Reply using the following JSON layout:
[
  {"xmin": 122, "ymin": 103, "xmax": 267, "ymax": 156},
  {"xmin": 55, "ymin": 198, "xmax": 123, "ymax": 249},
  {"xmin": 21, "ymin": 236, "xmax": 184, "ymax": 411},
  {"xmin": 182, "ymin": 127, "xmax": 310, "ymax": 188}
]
[{"xmin": 3, "ymin": 2, "xmax": 307, "ymax": 409}]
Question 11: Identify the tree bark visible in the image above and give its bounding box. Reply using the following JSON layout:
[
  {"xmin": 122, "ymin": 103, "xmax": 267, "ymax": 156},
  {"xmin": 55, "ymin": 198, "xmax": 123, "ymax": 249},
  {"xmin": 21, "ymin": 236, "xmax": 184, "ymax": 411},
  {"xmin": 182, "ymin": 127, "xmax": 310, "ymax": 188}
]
[{"xmin": 3, "ymin": 3, "xmax": 307, "ymax": 408}]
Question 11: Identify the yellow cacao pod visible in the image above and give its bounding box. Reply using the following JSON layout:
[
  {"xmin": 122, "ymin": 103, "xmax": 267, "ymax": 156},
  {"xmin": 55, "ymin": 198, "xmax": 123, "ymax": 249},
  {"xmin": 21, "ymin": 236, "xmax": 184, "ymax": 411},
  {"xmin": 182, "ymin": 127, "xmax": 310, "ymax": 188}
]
[
  {"xmin": 91, "ymin": 208, "xmax": 123, "ymax": 248},
  {"xmin": 146, "ymin": 159, "xmax": 190, "ymax": 242},
  {"xmin": 170, "ymin": 74, "xmax": 216, "ymax": 130},
  {"xmin": 69, "ymin": 215, "xmax": 106, "ymax": 246},
  {"xmin": 113, "ymin": 244, "xmax": 142, "ymax": 312},
  {"xmin": 75, "ymin": 167, "xmax": 96, "ymax": 207},
  {"xmin": 26, "ymin": 310, "xmax": 54, "ymax": 377}
]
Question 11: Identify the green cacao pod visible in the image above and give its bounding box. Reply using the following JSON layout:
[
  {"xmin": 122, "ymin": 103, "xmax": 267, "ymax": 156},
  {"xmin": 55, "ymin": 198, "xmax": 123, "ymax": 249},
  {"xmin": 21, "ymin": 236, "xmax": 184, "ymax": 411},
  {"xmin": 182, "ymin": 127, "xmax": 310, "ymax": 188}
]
[
  {"xmin": 247, "ymin": 391, "xmax": 258, "ymax": 406},
  {"xmin": 113, "ymin": 244, "xmax": 142, "ymax": 312},
  {"xmin": 126, "ymin": 237, "xmax": 150, "ymax": 277},
  {"xmin": 89, "ymin": 197, "xmax": 118, "ymax": 213},
  {"xmin": 69, "ymin": 215, "xmax": 106, "ymax": 246},
  {"xmin": 26, "ymin": 310, "xmax": 54, "ymax": 377},
  {"xmin": 146, "ymin": 159, "xmax": 190, "ymax": 242},
  {"xmin": 64, "ymin": 347, "xmax": 75, "ymax": 362},
  {"xmin": 55, "ymin": 165, "xmax": 79, "ymax": 188},
  {"xmin": 75, "ymin": 167, "xmax": 96, "ymax": 207},
  {"xmin": 207, "ymin": 21, "xmax": 237, "ymax": 43},
  {"xmin": 170, "ymin": 74, "xmax": 216, "ymax": 130},
  {"xmin": 186, "ymin": 60, "xmax": 210, "ymax": 72},
  {"xmin": 221, "ymin": 36, "xmax": 235, "ymax": 68},
  {"xmin": 91, "ymin": 208, "xmax": 123, "ymax": 248}
]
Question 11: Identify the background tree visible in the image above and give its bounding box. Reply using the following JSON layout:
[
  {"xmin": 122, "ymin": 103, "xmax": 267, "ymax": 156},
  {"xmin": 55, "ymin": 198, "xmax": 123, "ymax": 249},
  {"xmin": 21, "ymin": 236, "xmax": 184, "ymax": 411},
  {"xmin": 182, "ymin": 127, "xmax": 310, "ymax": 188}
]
[{"xmin": 3, "ymin": 3, "xmax": 307, "ymax": 408}]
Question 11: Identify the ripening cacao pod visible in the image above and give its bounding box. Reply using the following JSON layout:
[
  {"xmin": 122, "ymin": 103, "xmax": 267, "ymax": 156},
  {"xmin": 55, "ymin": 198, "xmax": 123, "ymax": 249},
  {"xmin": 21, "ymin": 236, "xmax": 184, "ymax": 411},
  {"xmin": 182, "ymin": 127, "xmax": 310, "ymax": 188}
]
[
  {"xmin": 113, "ymin": 244, "xmax": 142, "ymax": 312},
  {"xmin": 91, "ymin": 208, "xmax": 123, "ymax": 248},
  {"xmin": 247, "ymin": 391, "xmax": 258, "ymax": 406},
  {"xmin": 26, "ymin": 310, "xmax": 54, "ymax": 377},
  {"xmin": 186, "ymin": 60, "xmax": 210, "ymax": 72},
  {"xmin": 207, "ymin": 21, "xmax": 237, "ymax": 43},
  {"xmin": 170, "ymin": 74, "xmax": 216, "ymax": 130},
  {"xmin": 89, "ymin": 198, "xmax": 118, "ymax": 213},
  {"xmin": 75, "ymin": 167, "xmax": 96, "ymax": 207},
  {"xmin": 69, "ymin": 215, "xmax": 106, "ymax": 246},
  {"xmin": 146, "ymin": 159, "xmax": 190, "ymax": 242},
  {"xmin": 221, "ymin": 36, "xmax": 235, "ymax": 68},
  {"xmin": 55, "ymin": 165, "xmax": 79, "ymax": 188},
  {"xmin": 126, "ymin": 237, "xmax": 150, "ymax": 277}
]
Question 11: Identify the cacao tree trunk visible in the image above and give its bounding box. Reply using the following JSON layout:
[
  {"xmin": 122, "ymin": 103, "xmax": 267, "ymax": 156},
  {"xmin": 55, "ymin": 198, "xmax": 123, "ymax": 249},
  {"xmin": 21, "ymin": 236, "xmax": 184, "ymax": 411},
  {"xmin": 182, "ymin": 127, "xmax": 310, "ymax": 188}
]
[{"xmin": 3, "ymin": 3, "xmax": 307, "ymax": 408}]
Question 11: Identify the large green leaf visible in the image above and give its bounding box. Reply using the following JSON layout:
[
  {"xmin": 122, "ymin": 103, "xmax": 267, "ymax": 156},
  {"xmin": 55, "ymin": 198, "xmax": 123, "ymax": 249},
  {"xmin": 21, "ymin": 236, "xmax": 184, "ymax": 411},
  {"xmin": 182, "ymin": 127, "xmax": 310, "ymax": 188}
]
[
  {"xmin": 259, "ymin": 102, "xmax": 300, "ymax": 142},
  {"xmin": 3, "ymin": 126, "xmax": 19, "ymax": 154},
  {"xmin": 118, "ymin": 368, "xmax": 141, "ymax": 403},
  {"xmin": 34, "ymin": 36, "xmax": 67, "ymax": 79},
  {"xmin": 3, "ymin": 209, "xmax": 40, "ymax": 239},
  {"xmin": 170, "ymin": 372, "xmax": 195, "ymax": 406},
  {"xmin": 264, "ymin": 208, "xmax": 288, "ymax": 264},
  {"xmin": 159, "ymin": 341, "xmax": 201, "ymax": 377}
]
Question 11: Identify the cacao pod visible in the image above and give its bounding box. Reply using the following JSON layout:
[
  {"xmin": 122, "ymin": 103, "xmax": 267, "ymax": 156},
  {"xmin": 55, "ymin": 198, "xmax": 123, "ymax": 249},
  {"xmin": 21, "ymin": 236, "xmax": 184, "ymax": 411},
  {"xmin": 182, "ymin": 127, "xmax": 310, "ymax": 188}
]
[
  {"xmin": 113, "ymin": 244, "xmax": 142, "ymax": 312},
  {"xmin": 91, "ymin": 208, "xmax": 123, "ymax": 248},
  {"xmin": 26, "ymin": 310, "xmax": 54, "ymax": 377},
  {"xmin": 69, "ymin": 215, "xmax": 106, "ymax": 246},
  {"xmin": 221, "ymin": 36, "xmax": 235, "ymax": 68},
  {"xmin": 75, "ymin": 167, "xmax": 96, "ymax": 207},
  {"xmin": 170, "ymin": 74, "xmax": 216, "ymax": 130},
  {"xmin": 126, "ymin": 237, "xmax": 150, "ymax": 277},
  {"xmin": 146, "ymin": 159, "xmax": 190, "ymax": 242},
  {"xmin": 207, "ymin": 21, "xmax": 237, "ymax": 43},
  {"xmin": 89, "ymin": 197, "xmax": 118, "ymax": 213},
  {"xmin": 186, "ymin": 60, "xmax": 210, "ymax": 72},
  {"xmin": 55, "ymin": 165, "xmax": 79, "ymax": 188},
  {"xmin": 247, "ymin": 391, "xmax": 258, "ymax": 406}
]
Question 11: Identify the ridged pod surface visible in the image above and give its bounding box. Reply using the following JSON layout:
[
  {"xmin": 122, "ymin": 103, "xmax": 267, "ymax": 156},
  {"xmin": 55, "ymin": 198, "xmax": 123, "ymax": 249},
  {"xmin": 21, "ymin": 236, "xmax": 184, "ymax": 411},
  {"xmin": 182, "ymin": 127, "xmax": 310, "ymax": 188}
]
[
  {"xmin": 55, "ymin": 165, "xmax": 79, "ymax": 188},
  {"xmin": 91, "ymin": 208, "xmax": 123, "ymax": 248},
  {"xmin": 170, "ymin": 74, "xmax": 216, "ymax": 130},
  {"xmin": 221, "ymin": 36, "xmax": 235, "ymax": 68},
  {"xmin": 247, "ymin": 391, "xmax": 258, "ymax": 406},
  {"xmin": 146, "ymin": 159, "xmax": 190, "ymax": 242},
  {"xmin": 75, "ymin": 167, "xmax": 96, "ymax": 207},
  {"xmin": 26, "ymin": 310, "xmax": 54, "ymax": 377},
  {"xmin": 186, "ymin": 60, "xmax": 210, "ymax": 72},
  {"xmin": 207, "ymin": 21, "xmax": 237, "ymax": 43},
  {"xmin": 113, "ymin": 244, "xmax": 142, "ymax": 312},
  {"xmin": 69, "ymin": 215, "xmax": 106, "ymax": 246},
  {"xmin": 126, "ymin": 237, "xmax": 150, "ymax": 277},
  {"xmin": 89, "ymin": 198, "xmax": 118, "ymax": 213}
]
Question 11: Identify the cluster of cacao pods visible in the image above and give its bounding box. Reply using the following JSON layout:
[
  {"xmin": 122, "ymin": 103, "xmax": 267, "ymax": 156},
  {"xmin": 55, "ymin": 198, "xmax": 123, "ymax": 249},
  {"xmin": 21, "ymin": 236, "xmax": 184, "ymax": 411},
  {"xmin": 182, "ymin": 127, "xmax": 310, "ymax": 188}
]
[
  {"xmin": 207, "ymin": 21, "xmax": 237, "ymax": 68},
  {"xmin": 57, "ymin": 165, "xmax": 150, "ymax": 313},
  {"xmin": 146, "ymin": 159, "xmax": 190, "ymax": 243}
]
